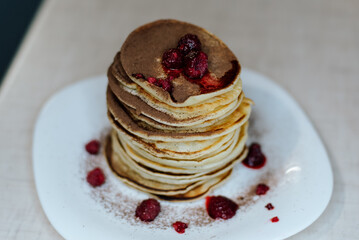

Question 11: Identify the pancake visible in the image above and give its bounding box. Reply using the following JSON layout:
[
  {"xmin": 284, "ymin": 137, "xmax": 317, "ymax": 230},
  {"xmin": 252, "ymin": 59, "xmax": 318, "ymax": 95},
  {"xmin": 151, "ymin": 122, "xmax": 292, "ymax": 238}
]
[
  {"xmin": 108, "ymin": 65, "xmax": 243, "ymax": 122},
  {"xmin": 120, "ymin": 123, "xmax": 248, "ymax": 172},
  {"xmin": 121, "ymin": 20, "xmax": 240, "ymax": 105},
  {"xmin": 111, "ymin": 131, "xmax": 247, "ymax": 184},
  {"xmin": 104, "ymin": 19, "xmax": 252, "ymax": 201},
  {"xmin": 107, "ymin": 88, "xmax": 251, "ymax": 142},
  {"xmin": 105, "ymin": 134, "xmax": 246, "ymax": 201},
  {"xmin": 108, "ymin": 71, "xmax": 242, "ymax": 126}
]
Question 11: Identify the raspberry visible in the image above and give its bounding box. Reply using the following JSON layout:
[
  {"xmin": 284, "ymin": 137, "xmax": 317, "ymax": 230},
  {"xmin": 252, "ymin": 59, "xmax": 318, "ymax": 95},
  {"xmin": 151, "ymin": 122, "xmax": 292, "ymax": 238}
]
[
  {"xmin": 147, "ymin": 76, "xmax": 173, "ymax": 92},
  {"xmin": 184, "ymin": 51, "xmax": 208, "ymax": 79},
  {"xmin": 256, "ymin": 184, "xmax": 270, "ymax": 195},
  {"xmin": 162, "ymin": 48, "xmax": 183, "ymax": 69},
  {"xmin": 265, "ymin": 203, "xmax": 274, "ymax": 210},
  {"xmin": 250, "ymin": 143, "xmax": 262, "ymax": 154},
  {"xmin": 172, "ymin": 221, "xmax": 188, "ymax": 234},
  {"xmin": 271, "ymin": 216, "xmax": 279, "ymax": 222},
  {"xmin": 163, "ymin": 68, "xmax": 182, "ymax": 78},
  {"xmin": 198, "ymin": 73, "xmax": 223, "ymax": 92},
  {"xmin": 86, "ymin": 168, "xmax": 105, "ymax": 187},
  {"xmin": 147, "ymin": 77, "xmax": 157, "ymax": 85},
  {"xmin": 135, "ymin": 198, "xmax": 161, "ymax": 222},
  {"xmin": 242, "ymin": 143, "xmax": 266, "ymax": 169},
  {"xmin": 177, "ymin": 34, "xmax": 202, "ymax": 54},
  {"xmin": 206, "ymin": 196, "xmax": 238, "ymax": 220},
  {"xmin": 158, "ymin": 77, "xmax": 173, "ymax": 92},
  {"xmin": 132, "ymin": 73, "xmax": 145, "ymax": 79},
  {"xmin": 85, "ymin": 140, "xmax": 100, "ymax": 155}
]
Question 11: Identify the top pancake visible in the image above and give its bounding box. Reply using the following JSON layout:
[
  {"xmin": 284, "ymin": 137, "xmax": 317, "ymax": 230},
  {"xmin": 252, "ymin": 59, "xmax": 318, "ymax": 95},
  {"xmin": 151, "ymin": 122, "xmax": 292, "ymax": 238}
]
[{"xmin": 120, "ymin": 19, "xmax": 241, "ymax": 106}]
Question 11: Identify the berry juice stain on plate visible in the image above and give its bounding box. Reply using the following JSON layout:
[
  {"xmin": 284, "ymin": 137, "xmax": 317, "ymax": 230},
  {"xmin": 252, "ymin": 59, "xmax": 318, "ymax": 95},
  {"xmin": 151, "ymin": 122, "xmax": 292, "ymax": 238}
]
[{"xmin": 33, "ymin": 19, "xmax": 333, "ymax": 240}]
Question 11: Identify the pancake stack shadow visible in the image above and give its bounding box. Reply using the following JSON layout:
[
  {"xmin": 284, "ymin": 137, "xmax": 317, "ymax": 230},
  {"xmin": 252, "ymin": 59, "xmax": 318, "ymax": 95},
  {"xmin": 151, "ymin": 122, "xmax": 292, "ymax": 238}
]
[{"xmin": 105, "ymin": 20, "xmax": 252, "ymax": 201}]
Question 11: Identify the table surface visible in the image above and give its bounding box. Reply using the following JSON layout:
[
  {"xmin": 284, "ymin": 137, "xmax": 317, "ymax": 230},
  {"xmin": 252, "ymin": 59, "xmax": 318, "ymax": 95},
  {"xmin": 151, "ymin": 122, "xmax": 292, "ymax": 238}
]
[{"xmin": 1, "ymin": 0, "xmax": 358, "ymax": 239}]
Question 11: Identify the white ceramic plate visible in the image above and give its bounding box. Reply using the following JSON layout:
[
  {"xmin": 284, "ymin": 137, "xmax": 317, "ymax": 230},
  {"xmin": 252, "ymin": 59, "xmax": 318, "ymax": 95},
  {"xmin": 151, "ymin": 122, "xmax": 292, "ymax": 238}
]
[{"xmin": 33, "ymin": 69, "xmax": 333, "ymax": 240}]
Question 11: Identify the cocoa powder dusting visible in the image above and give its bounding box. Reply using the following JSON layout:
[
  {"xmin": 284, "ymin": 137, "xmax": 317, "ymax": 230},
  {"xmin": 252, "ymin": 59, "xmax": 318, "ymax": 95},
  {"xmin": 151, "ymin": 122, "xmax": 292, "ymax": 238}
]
[
  {"xmin": 80, "ymin": 130, "xmax": 277, "ymax": 231},
  {"xmin": 81, "ymin": 136, "xmax": 216, "ymax": 229},
  {"xmin": 171, "ymin": 76, "xmax": 201, "ymax": 103}
]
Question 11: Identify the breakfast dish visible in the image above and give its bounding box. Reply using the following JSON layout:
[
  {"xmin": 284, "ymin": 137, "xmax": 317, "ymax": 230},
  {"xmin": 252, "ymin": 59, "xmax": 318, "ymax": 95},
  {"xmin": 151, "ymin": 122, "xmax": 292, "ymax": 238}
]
[
  {"xmin": 32, "ymin": 19, "xmax": 333, "ymax": 240},
  {"xmin": 106, "ymin": 19, "xmax": 252, "ymax": 201},
  {"xmin": 33, "ymin": 70, "xmax": 333, "ymax": 239}
]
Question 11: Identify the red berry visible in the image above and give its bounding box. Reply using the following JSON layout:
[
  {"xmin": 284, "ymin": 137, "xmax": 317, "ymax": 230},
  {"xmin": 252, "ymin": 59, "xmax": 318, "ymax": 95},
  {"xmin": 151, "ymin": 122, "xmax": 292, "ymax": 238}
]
[
  {"xmin": 163, "ymin": 68, "xmax": 182, "ymax": 78},
  {"xmin": 206, "ymin": 196, "xmax": 238, "ymax": 220},
  {"xmin": 86, "ymin": 168, "xmax": 105, "ymax": 187},
  {"xmin": 159, "ymin": 77, "xmax": 173, "ymax": 92},
  {"xmin": 147, "ymin": 76, "xmax": 173, "ymax": 92},
  {"xmin": 147, "ymin": 77, "xmax": 157, "ymax": 85},
  {"xmin": 256, "ymin": 184, "xmax": 270, "ymax": 195},
  {"xmin": 199, "ymin": 73, "xmax": 223, "ymax": 91},
  {"xmin": 172, "ymin": 221, "xmax": 188, "ymax": 234},
  {"xmin": 271, "ymin": 216, "xmax": 279, "ymax": 222},
  {"xmin": 242, "ymin": 143, "xmax": 266, "ymax": 169},
  {"xmin": 85, "ymin": 140, "xmax": 100, "ymax": 155},
  {"xmin": 177, "ymin": 34, "xmax": 202, "ymax": 54},
  {"xmin": 162, "ymin": 48, "xmax": 183, "ymax": 69},
  {"xmin": 135, "ymin": 198, "xmax": 161, "ymax": 222},
  {"xmin": 184, "ymin": 51, "xmax": 208, "ymax": 79},
  {"xmin": 132, "ymin": 73, "xmax": 145, "ymax": 79},
  {"xmin": 265, "ymin": 203, "xmax": 274, "ymax": 210}
]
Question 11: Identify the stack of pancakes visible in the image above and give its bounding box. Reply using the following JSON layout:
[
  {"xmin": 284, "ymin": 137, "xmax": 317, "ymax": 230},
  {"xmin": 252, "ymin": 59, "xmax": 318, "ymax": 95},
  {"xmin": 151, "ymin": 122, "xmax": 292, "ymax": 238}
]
[{"xmin": 105, "ymin": 20, "xmax": 252, "ymax": 201}]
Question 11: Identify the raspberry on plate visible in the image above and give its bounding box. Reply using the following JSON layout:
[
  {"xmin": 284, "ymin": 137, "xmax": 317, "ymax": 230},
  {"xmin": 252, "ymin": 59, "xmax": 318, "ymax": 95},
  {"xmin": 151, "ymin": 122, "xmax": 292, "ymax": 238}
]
[
  {"xmin": 85, "ymin": 140, "xmax": 100, "ymax": 155},
  {"xmin": 206, "ymin": 195, "xmax": 238, "ymax": 220},
  {"xmin": 135, "ymin": 198, "xmax": 161, "ymax": 222},
  {"xmin": 242, "ymin": 143, "xmax": 266, "ymax": 169},
  {"xmin": 256, "ymin": 183, "xmax": 270, "ymax": 195},
  {"xmin": 86, "ymin": 168, "xmax": 105, "ymax": 187},
  {"xmin": 172, "ymin": 221, "xmax": 188, "ymax": 234}
]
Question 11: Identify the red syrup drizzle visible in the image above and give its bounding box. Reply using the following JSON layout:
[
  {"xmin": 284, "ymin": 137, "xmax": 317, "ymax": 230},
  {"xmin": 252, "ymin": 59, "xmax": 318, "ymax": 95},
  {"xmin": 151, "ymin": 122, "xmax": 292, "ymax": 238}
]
[
  {"xmin": 242, "ymin": 143, "xmax": 266, "ymax": 169},
  {"xmin": 271, "ymin": 216, "xmax": 279, "ymax": 223}
]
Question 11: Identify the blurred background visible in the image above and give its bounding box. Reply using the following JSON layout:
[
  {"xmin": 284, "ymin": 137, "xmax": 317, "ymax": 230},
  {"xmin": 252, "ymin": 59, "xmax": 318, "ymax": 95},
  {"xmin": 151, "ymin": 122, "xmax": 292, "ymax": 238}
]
[{"xmin": 0, "ymin": 0, "xmax": 42, "ymax": 83}]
